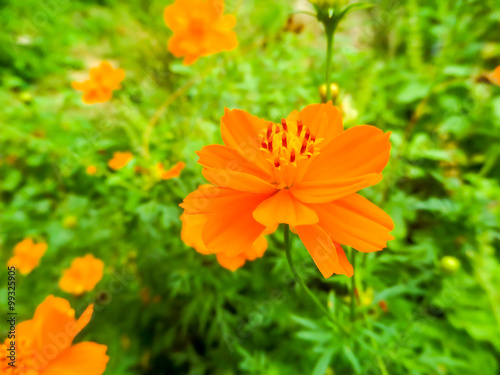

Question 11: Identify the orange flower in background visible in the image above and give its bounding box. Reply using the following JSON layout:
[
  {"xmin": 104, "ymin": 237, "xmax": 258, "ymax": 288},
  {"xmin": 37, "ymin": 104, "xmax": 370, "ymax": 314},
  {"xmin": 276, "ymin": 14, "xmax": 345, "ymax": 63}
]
[
  {"xmin": 7, "ymin": 238, "xmax": 47, "ymax": 275},
  {"xmin": 59, "ymin": 254, "xmax": 105, "ymax": 295},
  {"xmin": 164, "ymin": 0, "xmax": 238, "ymax": 65},
  {"xmin": 492, "ymin": 66, "xmax": 500, "ymax": 85},
  {"xmin": 72, "ymin": 61, "xmax": 125, "ymax": 104},
  {"xmin": 86, "ymin": 165, "xmax": 97, "ymax": 175},
  {"xmin": 181, "ymin": 102, "xmax": 394, "ymax": 278},
  {"xmin": 181, "ymin": 213, "xmax": 272, "ymax": 271},
  {"xmin": 108, "ymin": 151, "xmax": 133, "ymax": 170},
  {"xmin": 157, "ymin": 161, "xmax": 186, "ymax": 180},
  {"xmin": 0, "ymin": 296, "xmax": 108, "ymax": 375}
]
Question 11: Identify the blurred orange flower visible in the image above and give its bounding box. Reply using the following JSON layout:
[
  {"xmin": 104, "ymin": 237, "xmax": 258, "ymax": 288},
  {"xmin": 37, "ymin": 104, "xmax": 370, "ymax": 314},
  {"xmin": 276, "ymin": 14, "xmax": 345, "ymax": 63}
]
[
  {"xmin": 181, "ymin": 102, "xmax": 394, "ymax": 278},
  {"xmin": 108, "ymin": 151, "xmax": 133, "ymax": 170},
  {"xmin": 164, "ymin": 0, "xmax": 238, "ymax": 65},
  {"xmin": 59, "ymin": 254, "xmax": 104, "ymax": 295},
  {"xmin": 7, "ymin": 238, "xmax": 47, "ymax": 275},
  {"xmin": 180, "ymin": 213, "xmax": 271, "ymax": 271},
  {"xmin": 0, "ymin": 296, "xmax": 108, "ymax": 374},
  {"xmin": 157, "ymin": 161, "xmax": 185, "ymax": 180},
  {"xmin": 72, "ymin": 61, "xmax": 125, "ymax": 104},
  {"xmin": 86, "ymin": 165, "xmax": 97, "ymax": 175},
  {"xmin": 492, "ymin": 66, "xmax": 500, "ymax": 85}
]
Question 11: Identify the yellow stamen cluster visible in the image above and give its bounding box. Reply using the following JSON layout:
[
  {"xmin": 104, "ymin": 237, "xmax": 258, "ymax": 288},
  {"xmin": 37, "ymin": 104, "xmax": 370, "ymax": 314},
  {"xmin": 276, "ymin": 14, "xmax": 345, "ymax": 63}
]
[{"xmin": 260, "ymin": 118, "xmax": 319, "ymax": 168}]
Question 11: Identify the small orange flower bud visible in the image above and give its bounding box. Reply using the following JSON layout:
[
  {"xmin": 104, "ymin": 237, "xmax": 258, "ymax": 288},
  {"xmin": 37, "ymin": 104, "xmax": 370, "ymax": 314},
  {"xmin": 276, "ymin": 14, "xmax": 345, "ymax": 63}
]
[{"xmin": 86, "ymin": 165, "xmax": 97, "ymax": 175}]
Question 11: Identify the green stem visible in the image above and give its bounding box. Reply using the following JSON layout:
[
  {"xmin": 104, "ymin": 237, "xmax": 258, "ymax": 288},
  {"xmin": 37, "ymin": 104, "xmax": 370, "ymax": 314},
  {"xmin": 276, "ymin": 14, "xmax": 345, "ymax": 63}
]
[
  {"xmin": 283, "ymin": 225, "xmax": 346, "ymax": 333},
  {"xmin": 479, "ymin": 149, "xmax": 499, "ymax": 177},
  {"xmin": 324, "ymin": 27, "xmax": 335, "ymax": 103},
  {"xmin": 349, "ymin": 248, "xmax": 356, "ymax": 321}
]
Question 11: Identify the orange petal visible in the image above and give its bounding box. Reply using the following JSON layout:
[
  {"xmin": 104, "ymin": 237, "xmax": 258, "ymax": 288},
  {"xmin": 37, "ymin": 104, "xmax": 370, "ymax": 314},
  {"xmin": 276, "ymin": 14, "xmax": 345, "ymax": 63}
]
[
  {"xmin": 180, "ymin": 185, "xmax": 219, "ymax": 214},
  {"xmin": 180, "ymin": 213, "xmax": 213, "ymax": 254},
  {"xmin": 291, "ymin": 173, "xmax": 382, "ymax": 204},
  {"xmin": 41, "ymin": 342, "xmax": 109, "ymax": 375},
  {"xmin": 492, "ymin": 66, "xmax": 500, "ymax": 85},
  {"xmin": 216, "ymin": 253, "xmax": 246, "ymax": 271},
  {"xmin": 242, "ymin": 235, "xmax": 267, "ymax": 260},
  {"xmin": 197, "ymin": 144, "xmax": 273, "ymax": 182},
  {"xmin": 295, "ymin": 225, "xmax": 352, "ymax": 278},
  {"xmin": 182, "ymin": 54, "xmax": 200, "ymax": 65},
  {"xmin": 221, "ymin": 108, "xmax": 266, "ymax": 149},
  {"xmin": 216, "ymin": 232, "xmax": 268, "ymax": 270},
  {"xmin": 335, "ymin": 242, "xmax": 353, "ymax": 276},
  {"xmin": 161, "ymin": 161, "xmax": 185, "ymax": 179},
  {"xmin": 304, "ymin": 125, "xmax": 391, "ymax": 181},
  {"xmin": 181, "ymin": 186, "xmax": 271, "ymax": 256},
  {"xmin": 112, "ymin": 68, "xmax": 126, "ymax": 85},
  {"xmin": 220, "ymin": 108, "xmax": 270, "ymax": 173},
  {"xmin": 164, "ymin": 0, "xmax": 192, "ymax": 31},
  {"xmin": 313, "ymin": 193, "xmax": 394, "ymax": 253},
  {"xmin": 297, "ymin": 102, "xmax": 343, "ymax": 146},
  {"xmin": 73, "ymin": 303, "xmax": 95, "ymax": 341},
  {"xmin": 30, "ymin": 296, "xmax": 75, "ymax": 353},
  {"xmin": 72, "ymin": 81, "xmax": 91, "ymax": 91},
  {"xmin": 202, "ymin": 168, "xmax": 276, "ymax": 194},
  {"xmin": 252, "ymin": 189, "xmax": 319, "ymax": 227}
]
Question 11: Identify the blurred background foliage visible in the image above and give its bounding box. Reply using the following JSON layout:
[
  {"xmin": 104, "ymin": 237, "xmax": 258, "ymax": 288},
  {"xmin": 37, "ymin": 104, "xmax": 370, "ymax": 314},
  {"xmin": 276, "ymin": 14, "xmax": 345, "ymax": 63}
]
[{"xmin": 1, "ymin": 0, "xmax": 500, "ymax": 374}]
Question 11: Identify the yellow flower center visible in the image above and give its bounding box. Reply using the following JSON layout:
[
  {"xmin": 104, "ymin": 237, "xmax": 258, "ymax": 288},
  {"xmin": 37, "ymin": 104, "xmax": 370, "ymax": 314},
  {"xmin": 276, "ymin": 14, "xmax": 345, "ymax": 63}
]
[{"xmin": 260, "ymin": 118, "xmax": 320, "ymax": 169}]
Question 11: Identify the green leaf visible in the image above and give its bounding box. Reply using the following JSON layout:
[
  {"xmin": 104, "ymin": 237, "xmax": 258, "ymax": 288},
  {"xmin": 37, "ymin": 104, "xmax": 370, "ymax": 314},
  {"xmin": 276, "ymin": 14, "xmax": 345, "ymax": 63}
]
[
  {"xmin": 312, "ymin": 347, "xmax": 335, "ymax": 375},
  {"xmin": 343, "ymin": 346, "xmax": 362, "ymax": 374}
]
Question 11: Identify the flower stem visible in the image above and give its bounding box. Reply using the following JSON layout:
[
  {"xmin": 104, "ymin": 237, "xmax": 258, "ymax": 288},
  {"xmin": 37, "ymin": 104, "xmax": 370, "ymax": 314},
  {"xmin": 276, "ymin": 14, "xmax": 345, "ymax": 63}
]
[
  {"xmin": 324, "ymin": 24, "xmax": 335, "ymax": 103},
  {"xmin": 283, "ymin": 225, "xmax": 346, "ymax": 333}
]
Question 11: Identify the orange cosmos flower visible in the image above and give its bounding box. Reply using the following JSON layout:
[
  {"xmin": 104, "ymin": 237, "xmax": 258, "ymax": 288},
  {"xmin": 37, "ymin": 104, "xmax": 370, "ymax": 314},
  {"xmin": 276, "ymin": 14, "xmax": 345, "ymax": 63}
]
[
  {"xmin": 86, "ymin": 165, "xmax": 97, "ymax": 175},
  {"xmin": 7, "ymin": 238, "xmax": 48, "ymax": 275},
  {"xmin": 164, "ymin": 0, "xmax": 238, "ymax": 65},
  {"xmin": 492, "ymin": 66, "xmax": 500, "ymax": 85},
  {"xmin": 180, "ymin": 213, "xmax": 272, "ymax": 271},
  {"xmin": 180, "ymin": 102, "xmax": 394, "ymax": 278},
  {"xmin": 59, "ymin": 254, "xmax": 105, "ymax": 295},
  {"xmin": 157, "ymin": 161, "xmax": 186, "ymax": 180},
  {"xmin": 108, "ymin": 151, "xmax": 133, "ymax": 170},
  {"xmin": 72, "ymin": 61, "xmax": 125, "ymax": 104},
  {"xmin": 0, "ymin": 296, "xmax": 108, "ymax": 375}
]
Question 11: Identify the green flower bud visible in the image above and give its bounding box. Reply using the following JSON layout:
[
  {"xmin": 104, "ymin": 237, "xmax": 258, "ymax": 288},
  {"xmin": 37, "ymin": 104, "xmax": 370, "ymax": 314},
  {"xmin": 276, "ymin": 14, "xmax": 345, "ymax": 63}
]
[
  {"xmin": 319, "ymin": 82, "xmax": 340, "ymax": 103},
  {"xmin": 62, "ymin": 215, "xmax": 78, "ymax": 229},
  {"xmin": 19, "ymin": 91, "xmax": 33, "ymax": 104},
  {"xmin": 440, "ymin": 256, "xmax": 461, "ymax": 274}
]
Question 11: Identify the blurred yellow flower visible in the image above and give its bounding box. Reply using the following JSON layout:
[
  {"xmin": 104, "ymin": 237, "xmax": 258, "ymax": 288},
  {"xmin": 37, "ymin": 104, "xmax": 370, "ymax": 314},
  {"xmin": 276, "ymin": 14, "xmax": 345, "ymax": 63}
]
[
  {"xmin": 164, "ymin": 0, "xmax": 238, "ymax": 65},
  {"xmin": 0, "ymin": 296, "xmax": 108, "ymax": 374},
  {"xmin": 180, "ymin": 212, "xmax": 272, "ymax": 271},
  {"xmin": 7, "ymin": 238, "xmax": 47, "ymax": 275},
  {"xmin": 72, "ymin": 61, "xmax": 125, "ymax": 104},
  {"xmin": 59, "ymin": 254, "xmax": 104, "ymax": 295},
  {"xmin": 157, "ymin": 161, "xmax": 185, "ymax": 180},
  {"xmin": 108, "ymin": 151, "xmax": 133, "ymax": 170},
  {"xmin": 86, "ymin": 165, "xmax": 97, "ymax": 175}
]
